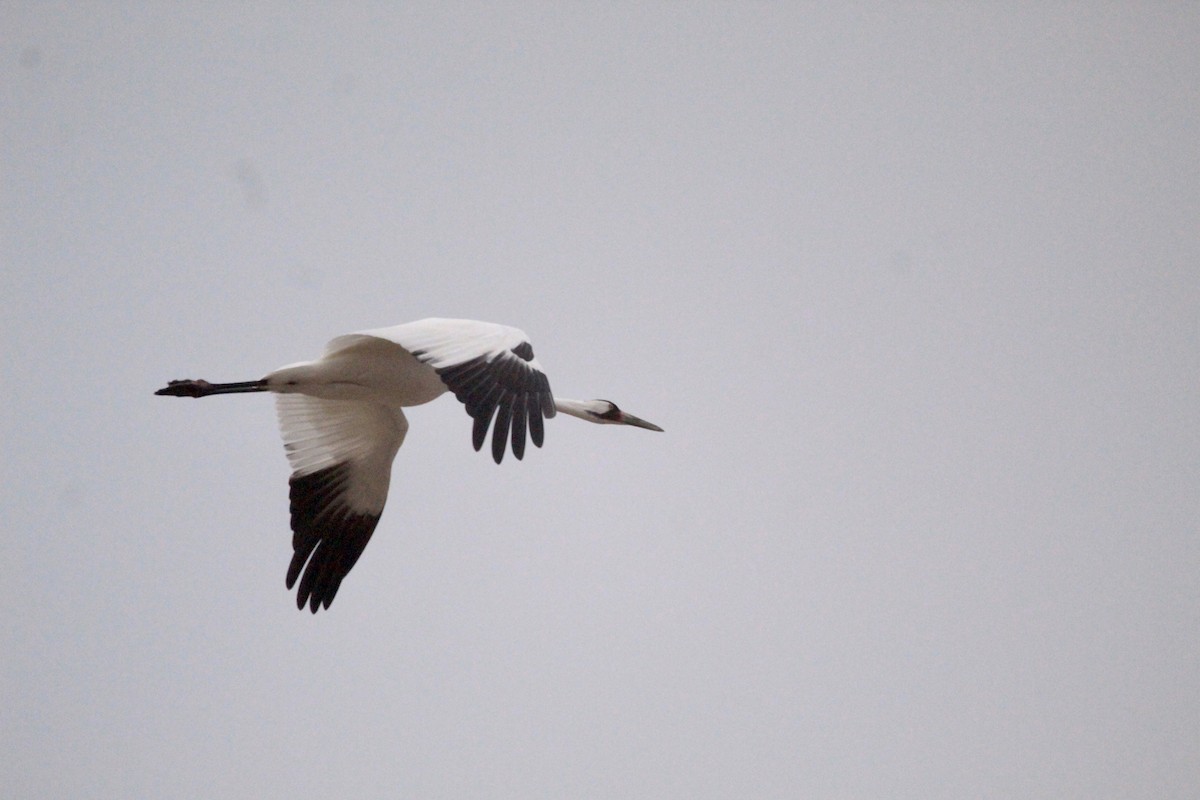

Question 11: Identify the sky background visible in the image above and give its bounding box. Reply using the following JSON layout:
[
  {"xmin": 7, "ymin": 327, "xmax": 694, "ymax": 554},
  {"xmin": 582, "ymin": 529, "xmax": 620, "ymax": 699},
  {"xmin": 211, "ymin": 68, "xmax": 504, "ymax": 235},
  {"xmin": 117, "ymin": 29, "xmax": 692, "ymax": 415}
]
[{"xmin": 3, "ymin": 3, "xmax": 1198, "ymax": 798}]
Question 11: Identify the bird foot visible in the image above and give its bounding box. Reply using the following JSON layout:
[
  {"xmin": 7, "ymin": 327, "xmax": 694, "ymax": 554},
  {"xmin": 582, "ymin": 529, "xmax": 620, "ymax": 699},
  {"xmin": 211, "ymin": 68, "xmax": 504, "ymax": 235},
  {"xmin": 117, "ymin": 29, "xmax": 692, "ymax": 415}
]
[{"xmin": 155, "ymin": 379, "xmax": 213, "ymax": 398}]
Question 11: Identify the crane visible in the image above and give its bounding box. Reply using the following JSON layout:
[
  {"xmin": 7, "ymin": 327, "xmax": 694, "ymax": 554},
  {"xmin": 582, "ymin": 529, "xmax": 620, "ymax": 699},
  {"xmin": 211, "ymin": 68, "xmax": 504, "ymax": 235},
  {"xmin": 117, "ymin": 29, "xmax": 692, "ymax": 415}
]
[{"xmin": 155, "ymin": 318, "xmax": 663, "ymax": 613}]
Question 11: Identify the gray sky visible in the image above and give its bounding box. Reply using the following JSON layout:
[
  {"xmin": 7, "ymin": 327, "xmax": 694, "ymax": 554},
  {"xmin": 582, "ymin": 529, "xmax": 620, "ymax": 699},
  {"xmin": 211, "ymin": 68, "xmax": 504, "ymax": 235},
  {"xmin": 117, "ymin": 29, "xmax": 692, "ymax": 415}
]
[{"xmin": 3, "ymin": 4, "xmax": 1197, "ymax": 798}]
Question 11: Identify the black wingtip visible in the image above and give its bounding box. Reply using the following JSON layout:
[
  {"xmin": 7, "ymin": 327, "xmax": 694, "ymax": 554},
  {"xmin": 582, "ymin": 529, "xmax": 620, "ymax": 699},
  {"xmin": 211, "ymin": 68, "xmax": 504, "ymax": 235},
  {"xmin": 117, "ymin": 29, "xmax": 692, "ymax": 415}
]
[
  {"xmin": 287, "ymin": 464, "xmax": 380, "ymax": 614},
  {"xmin": 433, "ymin": 351, "xmax": 555, "ymax": 464},
  {"xmin": 491, "ymin": 403, "xmax": 512, "ymax": 464}
]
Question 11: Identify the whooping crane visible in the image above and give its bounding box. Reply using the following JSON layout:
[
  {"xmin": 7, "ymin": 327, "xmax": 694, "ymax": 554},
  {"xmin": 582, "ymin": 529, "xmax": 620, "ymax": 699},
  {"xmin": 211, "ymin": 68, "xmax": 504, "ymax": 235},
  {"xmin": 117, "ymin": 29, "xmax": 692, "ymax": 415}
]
[{"xmin": 155, "ymin": 318, "xmax": 663, "ymax": 613}]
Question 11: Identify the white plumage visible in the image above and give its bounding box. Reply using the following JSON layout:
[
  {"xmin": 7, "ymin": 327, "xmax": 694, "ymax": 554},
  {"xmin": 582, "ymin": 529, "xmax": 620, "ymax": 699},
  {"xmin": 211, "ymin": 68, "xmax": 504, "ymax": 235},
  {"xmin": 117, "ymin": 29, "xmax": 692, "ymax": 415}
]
[{"xmin": 156, "ymin": 318, "xmax": 662, "ymax": 612}]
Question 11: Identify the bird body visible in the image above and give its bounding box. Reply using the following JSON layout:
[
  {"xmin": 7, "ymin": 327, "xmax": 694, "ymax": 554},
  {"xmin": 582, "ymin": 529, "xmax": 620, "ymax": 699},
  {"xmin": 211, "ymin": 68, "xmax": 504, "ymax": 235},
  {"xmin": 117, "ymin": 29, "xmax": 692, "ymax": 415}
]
[{"xmin": 156, "ymin": 318, "xmax": 662, "ymax": 613}]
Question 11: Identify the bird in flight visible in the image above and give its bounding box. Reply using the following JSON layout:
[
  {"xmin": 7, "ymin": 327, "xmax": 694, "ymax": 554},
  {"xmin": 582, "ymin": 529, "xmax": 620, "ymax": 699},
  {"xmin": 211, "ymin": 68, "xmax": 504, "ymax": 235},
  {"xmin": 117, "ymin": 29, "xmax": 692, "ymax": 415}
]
[{"xmin": 156, "ymin": 318, "xmax": 663, "ymax": 613}]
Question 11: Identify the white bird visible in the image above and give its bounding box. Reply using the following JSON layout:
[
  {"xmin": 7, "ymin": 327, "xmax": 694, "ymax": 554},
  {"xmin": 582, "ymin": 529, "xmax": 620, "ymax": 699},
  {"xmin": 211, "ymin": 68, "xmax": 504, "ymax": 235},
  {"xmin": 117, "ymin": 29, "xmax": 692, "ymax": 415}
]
[{"xmin": 156, "ymin": 318, "xmax": 663, "ymax": 613}]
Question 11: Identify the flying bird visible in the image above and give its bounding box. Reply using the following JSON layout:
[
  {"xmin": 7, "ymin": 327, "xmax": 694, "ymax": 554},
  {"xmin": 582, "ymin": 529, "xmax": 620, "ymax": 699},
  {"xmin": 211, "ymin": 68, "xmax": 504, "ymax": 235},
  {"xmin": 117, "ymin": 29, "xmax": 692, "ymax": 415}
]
[{"xmin": 155, "ymin": 318, "xmax": 663, "ymax": 613}]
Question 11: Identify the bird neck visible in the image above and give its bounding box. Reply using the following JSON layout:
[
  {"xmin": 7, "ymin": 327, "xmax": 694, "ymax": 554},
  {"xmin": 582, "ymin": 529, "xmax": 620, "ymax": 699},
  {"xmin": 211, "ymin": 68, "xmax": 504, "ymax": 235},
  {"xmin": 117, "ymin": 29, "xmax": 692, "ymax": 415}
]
[{"xmin": 553, "ymin": 398, "xmax": 601, "ymax": 423}]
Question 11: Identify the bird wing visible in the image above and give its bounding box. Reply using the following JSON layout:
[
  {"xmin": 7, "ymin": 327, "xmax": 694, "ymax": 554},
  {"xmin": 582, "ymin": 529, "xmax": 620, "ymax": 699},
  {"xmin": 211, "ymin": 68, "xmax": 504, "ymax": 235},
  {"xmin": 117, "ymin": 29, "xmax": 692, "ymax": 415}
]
[
  {"xmin": 274, "ymin": 394, "xmax": 408, "ymax": 612},
  {"xmin": 345, "ymin": 318, "xmax": 557, "ymax": 464}
]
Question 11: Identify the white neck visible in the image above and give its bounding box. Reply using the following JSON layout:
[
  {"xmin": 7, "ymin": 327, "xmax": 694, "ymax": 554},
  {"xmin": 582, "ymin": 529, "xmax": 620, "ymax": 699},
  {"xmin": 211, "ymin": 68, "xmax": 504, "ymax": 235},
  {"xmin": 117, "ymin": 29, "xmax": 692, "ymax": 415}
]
[{"xmin": 553, "ymin": 397, "xmax": 604, "ymax": 423}]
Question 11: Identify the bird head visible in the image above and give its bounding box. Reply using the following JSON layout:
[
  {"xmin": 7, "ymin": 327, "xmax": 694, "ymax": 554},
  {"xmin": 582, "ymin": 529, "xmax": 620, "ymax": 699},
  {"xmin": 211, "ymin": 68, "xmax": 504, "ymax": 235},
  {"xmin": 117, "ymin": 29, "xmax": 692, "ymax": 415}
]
[{"xmin": 584, "ymin": 400, "xmax": 664, "ymax": 431}]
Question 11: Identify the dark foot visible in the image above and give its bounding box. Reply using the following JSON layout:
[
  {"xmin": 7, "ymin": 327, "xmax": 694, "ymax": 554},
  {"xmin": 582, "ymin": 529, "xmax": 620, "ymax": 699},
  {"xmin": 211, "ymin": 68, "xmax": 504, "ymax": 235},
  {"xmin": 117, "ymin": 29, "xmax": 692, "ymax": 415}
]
[{"xmin": 155, "ymin": 379, "xmax": 213, "ymax": 398}]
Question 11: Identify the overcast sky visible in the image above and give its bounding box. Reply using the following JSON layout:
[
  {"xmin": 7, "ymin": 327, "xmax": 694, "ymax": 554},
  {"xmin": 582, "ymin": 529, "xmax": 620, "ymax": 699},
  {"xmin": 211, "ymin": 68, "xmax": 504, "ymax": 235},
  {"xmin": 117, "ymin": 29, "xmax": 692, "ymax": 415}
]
[{"xmin": 3, "ymin": 4, "xmax": 1198, "ymax": 798}]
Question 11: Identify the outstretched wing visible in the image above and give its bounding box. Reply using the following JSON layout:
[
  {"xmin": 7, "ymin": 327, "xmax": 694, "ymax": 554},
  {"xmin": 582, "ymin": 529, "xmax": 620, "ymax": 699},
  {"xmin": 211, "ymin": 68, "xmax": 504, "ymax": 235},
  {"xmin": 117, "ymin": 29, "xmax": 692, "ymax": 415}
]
[
  {"xmin": 353, "ymin": 318, "xmax": 556, "ymax": 464},
  {"xmin": 275, "ymin": 394, "xmax": 408, "ymax": 612}
]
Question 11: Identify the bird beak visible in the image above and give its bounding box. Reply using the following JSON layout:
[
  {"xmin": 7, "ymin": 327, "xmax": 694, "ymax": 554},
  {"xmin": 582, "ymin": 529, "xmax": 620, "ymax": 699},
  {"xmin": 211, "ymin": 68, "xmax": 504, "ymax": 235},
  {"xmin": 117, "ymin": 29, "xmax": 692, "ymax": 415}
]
[{"xmin": 618, "ymin": 411, "xmax": 664, "ymax": 432}]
